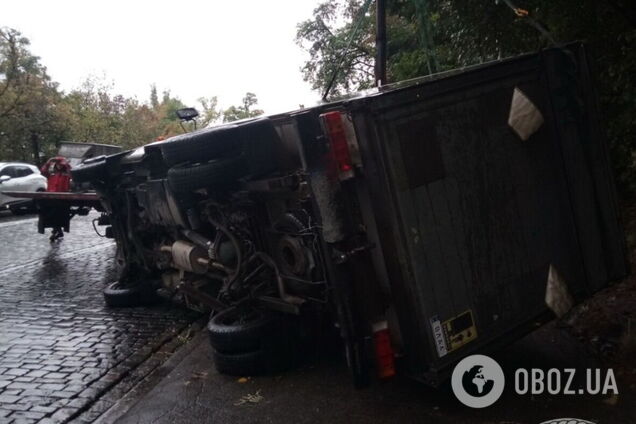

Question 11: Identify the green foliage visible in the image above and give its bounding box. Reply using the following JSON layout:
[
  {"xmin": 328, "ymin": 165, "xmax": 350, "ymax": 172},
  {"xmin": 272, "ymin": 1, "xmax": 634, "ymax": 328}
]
[
  {"xmin": 149, "ymin": 84, "xmax": 159, "ymax": 109},
  {"xmin": 296, "ymin": 0, "xmax": 376, "ymax": 97},
  {"xmin": 197, "ymin": 96, "xmax": 222, "ymax": 127},
  {"xmin": 295, "ymin": 0, "xmax": 544, "ymax": 93},
  {"xmin": 61, "ymin": 83, "xmax": 226, "ymax": 147},
  {"xmin": 222, "ymin": 92, "xmax": 264, "ymax": 122},
  {"xmin": 296, "ymin": 0, "xmax": 635, "ymax": 196},
  {"xmin": 0, "ymin": 27, "xmax": 264, "ymax": 162},
  {"xmin": 0, "ymin": 27, "xmax": 62, "ymax": 163}
]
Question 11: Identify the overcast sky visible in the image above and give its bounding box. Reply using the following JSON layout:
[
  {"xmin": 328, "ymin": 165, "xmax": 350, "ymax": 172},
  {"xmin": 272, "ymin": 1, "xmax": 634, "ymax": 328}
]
[{"xmin": 3, "ymin": 0, "xmax": 322, "ymax": 114}]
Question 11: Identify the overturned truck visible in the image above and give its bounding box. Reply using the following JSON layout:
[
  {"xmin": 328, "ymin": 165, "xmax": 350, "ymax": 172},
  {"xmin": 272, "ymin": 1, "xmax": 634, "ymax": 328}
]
[{"xmin": 67, "ymin": 43, "xmax": 626, "ymax": 385}]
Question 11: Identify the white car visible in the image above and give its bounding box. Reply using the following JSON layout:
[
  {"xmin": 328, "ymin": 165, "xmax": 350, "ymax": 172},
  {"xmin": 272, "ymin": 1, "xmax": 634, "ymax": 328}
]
[{"xmin": 0, "ymin": 162, "xmax": 47, "ymax": 214}]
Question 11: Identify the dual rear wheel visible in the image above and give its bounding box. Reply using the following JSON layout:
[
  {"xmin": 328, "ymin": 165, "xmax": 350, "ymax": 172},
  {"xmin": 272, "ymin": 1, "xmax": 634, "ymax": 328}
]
[{"xmin": 207, "ymin": 306, "xmax": 298, "ymax": 376}]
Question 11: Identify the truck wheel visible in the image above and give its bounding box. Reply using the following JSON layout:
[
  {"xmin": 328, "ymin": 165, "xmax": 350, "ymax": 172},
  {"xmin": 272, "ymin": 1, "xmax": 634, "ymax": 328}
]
[
  {"xmin": 72, "ymin": 157, "xmax": 108, "ymax": 183},
  {"xmin": 167, "ymin": 156, "xmax": 247, "ymax": 193},
  {"xmin": 207, "ymin": 306, "xmax": 276, "ymax": 354},
  {"xmin": 159, "ymin": 125, "xmax": 242, "ymax": 167},
  {"xmin": 212, "ymin": 343, "xmax": 296, "ymax": 376},
  {"xmin": 212, "ymin": 349, "xmax": 265, "ymax": 376},
  {"xmin": 103, "ymin": 281, "xmax": 156, "ymax": 307}
]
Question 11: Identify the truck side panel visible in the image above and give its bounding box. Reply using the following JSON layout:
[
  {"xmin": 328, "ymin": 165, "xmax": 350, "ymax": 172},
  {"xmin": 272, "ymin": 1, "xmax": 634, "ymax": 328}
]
[{"xmin": 350, "ymin": 45, "xmax": 627, "ymax": 383}]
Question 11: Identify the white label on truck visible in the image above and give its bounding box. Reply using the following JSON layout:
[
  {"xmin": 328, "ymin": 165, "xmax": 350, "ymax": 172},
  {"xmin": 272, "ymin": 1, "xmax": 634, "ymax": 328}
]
[
  {"xmin": 508, "ymin": 87, "xmax": 544, "ymax": 141},
  {"xmin": 430, "ymin": 316, "xmax": 448, "ymax": 357}
]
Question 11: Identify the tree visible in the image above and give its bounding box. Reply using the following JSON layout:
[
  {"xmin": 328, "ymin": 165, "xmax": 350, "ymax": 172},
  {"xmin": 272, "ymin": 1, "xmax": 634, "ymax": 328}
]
[
  {"xmin": 62, "ymin": 76, "xmax": 127, "ymax": 145},
  {"xmin": 296, "ymin": 0, "xmax": 376, "ymax": 98},
  {"xmin": 154, "ymin": 89, "xmax": 188, "ymax": 137},
  {"xmin": 0, "ymin": 27, "xmax": 40, "ymax": 119},
  {"xmin": 0, "ymin": 28, "xmax": 232, "ymax": 160},
  {"xmin": 0, "ymin": 27, "xmax": 64, "ymax": 163},
  {"xmin": 296, "ymin": 0, "xmax": 636, "ymax": 195},
  {"xmin": 222, "ymin": 92, "xmax": 264, "ymax": 122},
  {"xmin": 197, "ymin": 96, "xmax": 222, "ymax": 127},
  {"xmin": 149, "ymin": 84, "xmax": 159, "ymax": 109},
  {"xmin": 62, "ymin": 78, "xmax": 183, "ymax": 148}
]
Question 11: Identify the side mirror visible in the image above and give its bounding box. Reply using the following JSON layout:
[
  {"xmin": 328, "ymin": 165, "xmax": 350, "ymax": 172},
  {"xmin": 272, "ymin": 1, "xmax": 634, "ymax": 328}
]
[
  {"xmin": 176, "ymin": 108, "xmax": 199, "ymax": 121},
  {"xmin": 0, "ymin": 175, "xmax": 10, "ymax": 183},
  {"xmin": 176, "ymin": 107, "xmax": 200, "ymax": 133}
]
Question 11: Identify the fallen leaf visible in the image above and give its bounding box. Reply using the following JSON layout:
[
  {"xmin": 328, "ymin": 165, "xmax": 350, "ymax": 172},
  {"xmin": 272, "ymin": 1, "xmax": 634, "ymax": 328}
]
[
  {"xmin": 234, "ymin": 390, "xmax": 263, "ymax": 406},
  {"xmin": 192, "ymin": 371, "xmax": 208, "ymax": 380}
]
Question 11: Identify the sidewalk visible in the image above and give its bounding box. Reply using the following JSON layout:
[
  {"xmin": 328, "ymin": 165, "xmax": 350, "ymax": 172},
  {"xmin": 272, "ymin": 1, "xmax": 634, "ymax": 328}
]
[{"xmin": 96, "ymin": 323, "xmax": 634, "ymax": 424}]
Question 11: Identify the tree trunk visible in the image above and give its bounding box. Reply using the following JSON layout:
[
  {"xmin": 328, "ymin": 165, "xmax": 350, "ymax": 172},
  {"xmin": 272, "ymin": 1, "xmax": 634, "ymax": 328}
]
[{"xmin": 30, "ymin": 131, "xmax": 41, "ymax": 167}]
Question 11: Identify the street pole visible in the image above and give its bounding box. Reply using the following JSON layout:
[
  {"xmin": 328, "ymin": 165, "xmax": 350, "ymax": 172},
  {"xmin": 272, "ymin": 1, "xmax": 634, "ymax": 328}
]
[
  {"xmin": 375, "ymin": 0, "xmax": 387, "ymax": 87},
  {"xmin": 30, "ymin": 131, "xmax": 41, "ymax": 167}
]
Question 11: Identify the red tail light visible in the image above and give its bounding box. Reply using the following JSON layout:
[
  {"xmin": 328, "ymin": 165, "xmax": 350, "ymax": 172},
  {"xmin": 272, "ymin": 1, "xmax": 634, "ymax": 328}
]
[
  {"xmin": 372, "ymin": 321, "xmax": 396, "ymax": 379},
  {"xmin": 320, "ymin": 111, "xmax": 359, "ymax": 180}
]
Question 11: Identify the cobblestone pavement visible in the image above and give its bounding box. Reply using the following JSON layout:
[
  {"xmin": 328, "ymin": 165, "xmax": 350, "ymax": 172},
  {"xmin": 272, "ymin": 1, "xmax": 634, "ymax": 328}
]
[{"xmin": 0, "ymin": 211, "xmax": 199, "ymax": 423}]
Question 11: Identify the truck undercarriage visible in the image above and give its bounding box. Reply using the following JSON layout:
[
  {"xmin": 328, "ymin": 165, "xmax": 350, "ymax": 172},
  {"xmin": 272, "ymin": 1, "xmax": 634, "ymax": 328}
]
[{"xmin": 70, "ymin": 115, "xmax": 374, "ymax": 379}]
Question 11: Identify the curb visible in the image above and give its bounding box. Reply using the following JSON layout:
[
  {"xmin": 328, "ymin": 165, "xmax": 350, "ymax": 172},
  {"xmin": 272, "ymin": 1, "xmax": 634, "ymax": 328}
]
[{"xmin": 91, "ymin": 318, "xmax": 207, "ymax": 423}]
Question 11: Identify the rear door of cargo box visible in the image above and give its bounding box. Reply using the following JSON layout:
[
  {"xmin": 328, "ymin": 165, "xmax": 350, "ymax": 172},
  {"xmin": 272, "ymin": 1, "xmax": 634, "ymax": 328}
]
[{"xmin": 349, "ymin": 44, "xmax": 627, "ymax": 383}]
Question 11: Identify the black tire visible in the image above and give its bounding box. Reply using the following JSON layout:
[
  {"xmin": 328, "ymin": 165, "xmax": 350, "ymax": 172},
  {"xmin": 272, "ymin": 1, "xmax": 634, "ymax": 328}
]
[
  {"xmin": 212, "ymin": 349, "xmax": 265, "ymax": 376},
  {"xmin": 103, "ymin": 281, "xmax": 156, "ymax": 307},
  {"xmin": 167, "ymin": 156, "xmax": 247, "ymax": 193},
  {"xmin": 212, "ymin": 343, "xmax": 296, "ymax": 376},
  {"xmin": 72, "ymin": 157, "xmax": 108, "ymax": 183},
  {"xmin": 207, "ymin": 307, "xmax": 276, "ymax": 354},
  {"xmin": 159, "ymin": 124, "xmax": 242, "ymax": 167}
]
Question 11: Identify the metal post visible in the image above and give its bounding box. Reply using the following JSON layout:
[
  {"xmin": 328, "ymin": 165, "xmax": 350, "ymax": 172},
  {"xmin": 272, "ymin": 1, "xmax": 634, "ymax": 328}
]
[
  {"xmin": 375, "ymin": 0, "xmax": 387, "ymax": 87},
  {"xmin": 30, "ymin": 132, "xmax": 41, "ymax": 167}
]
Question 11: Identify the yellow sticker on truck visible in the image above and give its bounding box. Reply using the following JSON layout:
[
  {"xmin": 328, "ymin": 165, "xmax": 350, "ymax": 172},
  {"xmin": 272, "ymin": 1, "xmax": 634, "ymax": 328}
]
[{"xmin": 430, "ymin": 310, "xmax": 478, "ymax": 357}]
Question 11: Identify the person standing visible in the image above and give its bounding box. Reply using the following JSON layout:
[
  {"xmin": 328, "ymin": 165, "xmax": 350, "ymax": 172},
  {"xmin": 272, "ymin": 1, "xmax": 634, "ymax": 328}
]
[{"xmin": 40, "ymin": 156, "xmax": 72, "ymax": 241}]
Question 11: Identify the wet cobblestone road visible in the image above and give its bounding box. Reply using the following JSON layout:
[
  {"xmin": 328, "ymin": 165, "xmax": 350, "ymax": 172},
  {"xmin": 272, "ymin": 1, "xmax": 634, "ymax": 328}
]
[{"xmin": 0, "ymin": 211, "xmax": 199, "ymax": 423}]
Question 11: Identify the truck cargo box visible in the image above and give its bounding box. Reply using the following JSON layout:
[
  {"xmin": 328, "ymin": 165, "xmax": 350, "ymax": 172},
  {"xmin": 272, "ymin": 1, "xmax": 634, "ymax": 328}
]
[{"xmin": 338, "ymin": 43, "xmax": 628, "ymax": 384}]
